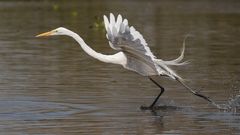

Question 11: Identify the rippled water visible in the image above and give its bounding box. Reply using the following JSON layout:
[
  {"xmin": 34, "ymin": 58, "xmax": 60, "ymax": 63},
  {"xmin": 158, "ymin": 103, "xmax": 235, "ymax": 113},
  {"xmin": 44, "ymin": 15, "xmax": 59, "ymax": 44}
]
[{"xmin": 0, "ymin": 0, "xmax": 240, "ymax": 134}]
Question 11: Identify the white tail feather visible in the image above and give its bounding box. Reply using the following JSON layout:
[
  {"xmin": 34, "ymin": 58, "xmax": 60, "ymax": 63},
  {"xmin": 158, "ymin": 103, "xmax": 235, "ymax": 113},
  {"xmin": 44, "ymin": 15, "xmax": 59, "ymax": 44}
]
[
  {"xmin": 155, "ymin": 36, "xmax": 189, "ymax": 66},
  {"xmin": 154, "ymin": 36, "xmax": 190, "ymax": 80}
]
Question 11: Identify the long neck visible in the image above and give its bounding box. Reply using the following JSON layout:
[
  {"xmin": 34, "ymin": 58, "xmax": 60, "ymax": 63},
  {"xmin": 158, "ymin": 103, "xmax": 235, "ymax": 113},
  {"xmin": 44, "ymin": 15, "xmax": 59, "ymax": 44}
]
[{"xmin": 67, "ymin": 31, "xmax": 123, "ymax": 65}]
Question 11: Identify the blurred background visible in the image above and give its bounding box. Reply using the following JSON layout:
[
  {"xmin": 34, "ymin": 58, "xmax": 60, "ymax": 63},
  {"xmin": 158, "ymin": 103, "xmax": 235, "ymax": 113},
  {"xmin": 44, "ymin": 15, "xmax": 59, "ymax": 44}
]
[{"xmin": 0, "ymin": 0, "xmax": 239, "ymax": 134}]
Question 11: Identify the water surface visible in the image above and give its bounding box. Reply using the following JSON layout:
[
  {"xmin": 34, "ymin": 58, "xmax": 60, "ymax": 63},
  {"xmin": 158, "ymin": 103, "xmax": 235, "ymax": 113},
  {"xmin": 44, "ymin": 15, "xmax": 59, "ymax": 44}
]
[{"xmin": 0, "ymin": 0, "xmax": 240, "ymax": 134}]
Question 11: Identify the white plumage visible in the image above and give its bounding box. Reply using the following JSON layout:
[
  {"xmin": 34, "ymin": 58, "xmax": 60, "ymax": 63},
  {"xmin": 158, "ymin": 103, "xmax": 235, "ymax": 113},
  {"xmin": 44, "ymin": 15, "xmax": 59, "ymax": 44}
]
[
  {"xmin": 104, "ymin": 13, "xmax": 187, "ymax": 80},
  {"xmin": 36, "ymin": 13, "xmax": 218, "ymax": 109}
]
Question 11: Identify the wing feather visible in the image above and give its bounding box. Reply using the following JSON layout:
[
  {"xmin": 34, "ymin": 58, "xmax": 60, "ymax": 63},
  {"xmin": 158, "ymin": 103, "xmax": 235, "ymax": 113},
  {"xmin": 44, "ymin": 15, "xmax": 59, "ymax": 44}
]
[
  {"xmin": 103, "ymin": 13, "xmax": 187, "ymax": 79},
  {"xmin": 103, "ymin": 15, "xmax": 109, "ymax": 32},
  {"xmin": 116, "ymin": 15, "xmax": 122, "ymax": 31},
  {"xmin": 104, "ymin": 13, "xmax": 156, "ymax": 58},
  {"xmin": 103, "ymin": 13, "xmax": 160, "ymax": 76},
  {"xmin": 109, "ymin": 13, "xmax": 115, "ymax": 30}
]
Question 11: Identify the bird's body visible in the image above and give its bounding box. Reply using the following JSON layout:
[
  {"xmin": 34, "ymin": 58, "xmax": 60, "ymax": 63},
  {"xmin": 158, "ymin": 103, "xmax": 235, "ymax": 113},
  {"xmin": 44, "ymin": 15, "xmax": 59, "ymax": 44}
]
[
  {"xmin": 36, "ymin": 13, "xmax": 217, "ymax": 109},
  {"xmin": 103, "ymin": 14, "xmax": 186, "ymax": 79}
]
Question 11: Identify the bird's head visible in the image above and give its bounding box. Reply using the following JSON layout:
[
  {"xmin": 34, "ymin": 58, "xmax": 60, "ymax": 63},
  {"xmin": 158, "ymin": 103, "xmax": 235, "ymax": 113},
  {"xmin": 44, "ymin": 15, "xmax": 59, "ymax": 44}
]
[{"xmin": 36, "ymin": 27, "xmax": 70, "ymax": 37}]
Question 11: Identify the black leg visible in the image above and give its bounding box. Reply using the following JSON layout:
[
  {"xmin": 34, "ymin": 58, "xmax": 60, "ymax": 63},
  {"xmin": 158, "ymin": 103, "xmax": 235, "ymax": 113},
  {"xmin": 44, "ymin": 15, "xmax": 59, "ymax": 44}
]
[
  {"xmin": 149, "ymin": 77, "xmax": 165, "ymax": 108},
  {"xmin": 176, "ymin": 79, "xmax": 213, "ymax": 103},
  {"xmin": 141, "ymin": 77, "xmax": 165, "ymax": 110}
]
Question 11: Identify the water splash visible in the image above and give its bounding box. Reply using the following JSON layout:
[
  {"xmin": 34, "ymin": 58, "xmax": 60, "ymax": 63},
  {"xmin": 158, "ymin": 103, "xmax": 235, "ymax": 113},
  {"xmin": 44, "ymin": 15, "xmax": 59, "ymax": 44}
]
[
  {"xmin": 211, "ymin": 95, "xmax": 240, "ymax": 112},
  {"xmin": 225, "ymin": 95, "xmax": 240, "ymax": 112},
  {"xmin": 212, "ymin": 81, "xmax": 240, "ymax": 112}
]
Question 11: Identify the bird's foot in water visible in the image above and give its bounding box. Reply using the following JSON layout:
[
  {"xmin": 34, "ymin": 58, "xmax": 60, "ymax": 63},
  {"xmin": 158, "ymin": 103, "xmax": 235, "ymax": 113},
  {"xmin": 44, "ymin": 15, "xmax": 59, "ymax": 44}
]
[
  {"xmin": 140, "ymin": 105, "xmax": 178, "ymax": 111},
  {"xmin": 140, "ymin": 105, "xmax": 163, "ymax": 110},
  {"xmin": 140, "ymin": 105, "xmax": 153, "ymax": 110}
]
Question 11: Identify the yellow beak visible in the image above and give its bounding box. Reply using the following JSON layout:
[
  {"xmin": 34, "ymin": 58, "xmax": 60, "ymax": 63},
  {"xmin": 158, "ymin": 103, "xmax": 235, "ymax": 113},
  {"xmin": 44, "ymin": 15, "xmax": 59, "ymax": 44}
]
[{"xmin": 36, "ymin": 31, "xmax": 53, "ymax": 37}]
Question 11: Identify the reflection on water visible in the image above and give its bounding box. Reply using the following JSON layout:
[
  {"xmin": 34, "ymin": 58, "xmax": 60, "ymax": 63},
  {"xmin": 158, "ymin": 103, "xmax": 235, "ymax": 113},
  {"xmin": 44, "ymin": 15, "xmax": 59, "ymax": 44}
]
[{"xmin": 0, "ymin": 0, "xmax": 240, "ymax": 134}]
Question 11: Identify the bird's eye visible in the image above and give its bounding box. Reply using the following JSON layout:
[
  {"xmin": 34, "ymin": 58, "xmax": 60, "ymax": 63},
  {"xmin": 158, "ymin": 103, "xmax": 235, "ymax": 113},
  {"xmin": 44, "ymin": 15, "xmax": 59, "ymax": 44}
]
[{"xmin": 55, "ymin": 30, "xmax": 58, "ymax": 32}]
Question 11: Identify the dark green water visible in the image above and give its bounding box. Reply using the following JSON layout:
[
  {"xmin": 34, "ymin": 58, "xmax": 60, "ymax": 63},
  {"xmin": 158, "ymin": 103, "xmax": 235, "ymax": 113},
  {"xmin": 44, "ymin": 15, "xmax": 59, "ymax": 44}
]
[{"xmin": 0, "ymin": 0, "xmax": 239, "ymax": 134}]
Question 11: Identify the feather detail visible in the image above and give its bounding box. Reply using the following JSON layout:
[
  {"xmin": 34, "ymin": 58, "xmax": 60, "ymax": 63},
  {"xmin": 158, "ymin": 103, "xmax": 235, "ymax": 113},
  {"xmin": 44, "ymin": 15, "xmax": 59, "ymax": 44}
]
[{"xmin": 103, "ymin": 13, "xmax": 188, "ymax": 79}]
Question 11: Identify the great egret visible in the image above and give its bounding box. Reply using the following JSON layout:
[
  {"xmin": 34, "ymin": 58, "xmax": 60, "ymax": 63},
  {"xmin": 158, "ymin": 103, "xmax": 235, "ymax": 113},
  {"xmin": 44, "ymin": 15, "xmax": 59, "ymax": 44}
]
[{"xmin": 36, "ymin": 13, "xmax": 217, "ymax": 110}]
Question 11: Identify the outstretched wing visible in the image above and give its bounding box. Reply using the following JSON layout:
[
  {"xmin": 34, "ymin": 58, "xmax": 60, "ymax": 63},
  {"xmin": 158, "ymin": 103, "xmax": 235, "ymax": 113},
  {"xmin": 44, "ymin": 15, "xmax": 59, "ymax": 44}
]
[{"xmin": 103, "ymin": 13, "xmax": 160, "ymax": 76}]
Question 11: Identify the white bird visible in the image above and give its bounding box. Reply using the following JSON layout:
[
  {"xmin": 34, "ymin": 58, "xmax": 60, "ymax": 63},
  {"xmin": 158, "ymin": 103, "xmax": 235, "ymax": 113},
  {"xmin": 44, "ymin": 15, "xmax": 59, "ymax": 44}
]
[{"xmin": 36, "ymin": 13, "xmax": 215, "ymax": 110}]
